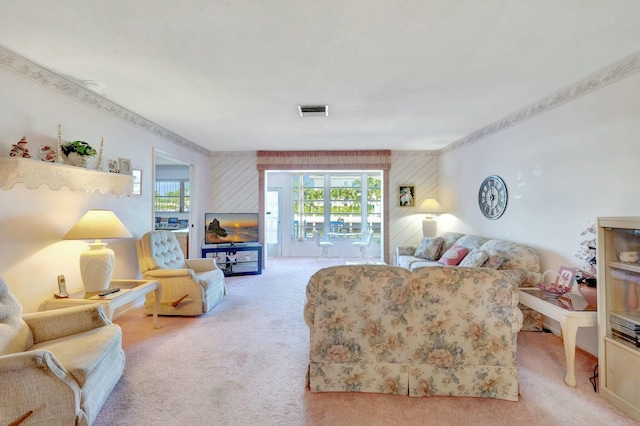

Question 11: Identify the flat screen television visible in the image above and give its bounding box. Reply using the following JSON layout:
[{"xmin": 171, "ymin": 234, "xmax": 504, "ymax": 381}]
[{"xmin": 204, "ymin": 213, "xmax": 259, "ymax": 245}]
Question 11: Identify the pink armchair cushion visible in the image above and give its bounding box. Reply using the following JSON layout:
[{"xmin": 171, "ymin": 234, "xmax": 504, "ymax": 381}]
[
  {"xmin": 0, "ymin": 278, "xmax": 33, "ymax": 355},
  {"xmin": 437, "ymin": 245, "xmax": 469, "ymax": 266}
]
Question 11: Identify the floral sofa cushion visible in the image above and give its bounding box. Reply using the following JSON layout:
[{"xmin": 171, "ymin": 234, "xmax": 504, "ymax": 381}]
[
  {"xmin": 413, "ymin": 237, "xmax": 444, "ymax": 260},
  {"xmin": 459, "ymin": 248, "xmax": 489, "ymax": 267},
  {"xmin": 304, "ymin": 265, "xmax": 523, "ymax": 401}
]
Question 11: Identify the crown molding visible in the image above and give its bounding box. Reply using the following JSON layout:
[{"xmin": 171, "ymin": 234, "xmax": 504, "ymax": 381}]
[
  {"xmin": 443, "ymin": 50, "xmax": 640, "ymax": 153},
  {"xmin": 0, "ymin": 45, "xmax": 210, "ymax": 157},
  {"xmin": 392, "ymin": 150, "xmax": 439, "ymax": 158}
]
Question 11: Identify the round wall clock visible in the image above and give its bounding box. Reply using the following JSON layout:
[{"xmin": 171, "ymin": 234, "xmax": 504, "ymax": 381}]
[{"xmin": 478, "ymin": 175, "xmax": 508, "ymax": 220}]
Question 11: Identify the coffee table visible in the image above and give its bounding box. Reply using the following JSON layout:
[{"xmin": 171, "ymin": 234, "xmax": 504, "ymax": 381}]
[
  {"xmin": 39, "ymin": 279, "xmax": 162, "ymax": 329},
  {"xmin": 518, "ymin": 287, "xmax": 597, "ymax": 387}
]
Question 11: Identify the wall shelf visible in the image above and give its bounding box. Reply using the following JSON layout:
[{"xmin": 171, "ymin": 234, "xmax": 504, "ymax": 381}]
[{"xmin": 0, "ymin": 157, "xmax": 132, "ymax": 195}]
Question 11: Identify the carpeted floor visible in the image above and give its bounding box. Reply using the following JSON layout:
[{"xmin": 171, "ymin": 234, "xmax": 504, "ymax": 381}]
[{"xmin": 95, "ymin": 257, "xmax": 638, "ymax": 426}]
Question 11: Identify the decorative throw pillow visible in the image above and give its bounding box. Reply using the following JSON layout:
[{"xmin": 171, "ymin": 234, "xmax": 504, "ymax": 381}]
[
  {"xmin": 0, "ymin": 277, "xmax": 33, "ymax": 356},
  {"xmin": 438, "ymin": 245, "xmax": 469, "ymax": 266},
  {"xmin": 459, "ymin": 248, "xmax": 489, "ymax": 267},
  {"xmin": 483, "ymin": 249, "xmax": 506, "ymax": 269},
  {"xmin": 414, "ymin": 237, "xmax": 444, "ymax": 260}
]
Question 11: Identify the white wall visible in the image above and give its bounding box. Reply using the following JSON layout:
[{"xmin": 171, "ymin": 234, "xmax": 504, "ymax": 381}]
[
  {"xmin": 0, "ymin": 66, "xmax": 211, "ymax": 313},
  {"xmin": 439, "ymin": 72, "xmax": 640, "ymax": 355}
]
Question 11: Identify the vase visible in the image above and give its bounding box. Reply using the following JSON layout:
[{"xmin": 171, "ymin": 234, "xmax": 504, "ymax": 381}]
[
  {"xmin": 66, "ymin": 152, "xmax": 90, "ymax": 167},
  {"xmin": 578, "ymin": 283, "xmax": 597, "ymax": 309}
]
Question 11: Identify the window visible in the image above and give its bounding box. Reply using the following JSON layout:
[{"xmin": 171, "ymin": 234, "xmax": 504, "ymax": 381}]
[
  {"xmin": 292, "ymin": 172, "xmax": 382, "ymax": 240},
  {"xmin": 154, "ymin": 180, "xmax": 190, "ymax": 212}
]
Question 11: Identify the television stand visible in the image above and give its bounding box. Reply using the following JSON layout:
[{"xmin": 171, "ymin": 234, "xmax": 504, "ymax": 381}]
[{"xmin": 201, "ymin": 243, "xmax": 262, "ymax": 276}]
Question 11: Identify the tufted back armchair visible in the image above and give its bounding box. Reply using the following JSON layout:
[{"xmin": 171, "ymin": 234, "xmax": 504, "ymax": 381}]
[
  {"xmin": 141, "ymin": 230, "xmax": 189, "ymax": 270},
  {"xmin": 136, "ymin": 230, "xmax": 226, "ymax": 316}
]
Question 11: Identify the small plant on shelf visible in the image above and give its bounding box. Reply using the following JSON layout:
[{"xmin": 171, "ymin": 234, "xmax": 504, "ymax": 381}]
[
  {"xmin": 61, "ymin": 141, "xmax": 97, "ymax": 157},
  {"xmin": 61, "ymin": 141, "xmax": 97, "ymax": 167}
]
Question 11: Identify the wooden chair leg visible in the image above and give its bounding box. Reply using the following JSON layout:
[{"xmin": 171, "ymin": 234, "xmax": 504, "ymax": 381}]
[{"xmin": 171, "ymin": 294, "xmax": 189, "ymax": 308}]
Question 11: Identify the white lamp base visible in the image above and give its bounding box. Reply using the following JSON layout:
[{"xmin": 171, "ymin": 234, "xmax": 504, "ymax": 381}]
[
  {"xmin": 79, "ymin": 242, "xmax": 114, "ymax": 292},
  {"xmin": 422, "ymin": 217, "xmax": 438, "ymax": 238}
]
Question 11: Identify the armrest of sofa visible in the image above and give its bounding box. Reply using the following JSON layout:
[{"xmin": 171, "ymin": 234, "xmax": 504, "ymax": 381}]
[
  {"xmin": 22, "ymin": 304, "xmax": 111, "ymax": 345},
  {"xmin": 185, "ymin": 258, "xmax": 220, "ymax": 273},
  {"xmin": 0, "ymin": 351, "xmax": 84, "ymax": 426},
  {"xmin": 303, "ymin": 272, "xmax": 320, "ymax": 327},
  {"xmin": 396, "ymin": 245, "xmax": 417, "ymax": 257}
]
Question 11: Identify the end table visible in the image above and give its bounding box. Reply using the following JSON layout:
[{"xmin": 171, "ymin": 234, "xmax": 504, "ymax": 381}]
[{"xmin": 39, "ymin": 279, "xmax": 162, "ymax": 329}]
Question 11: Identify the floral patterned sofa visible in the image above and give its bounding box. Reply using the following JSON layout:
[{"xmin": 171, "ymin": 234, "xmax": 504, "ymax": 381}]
[
  {"xmin": 304, "ymin": 264, "xmax": 524, "ymax": 401},
  {"xmin": 396, "ymin": 232, "xmax": 543, "ymax": 331}
]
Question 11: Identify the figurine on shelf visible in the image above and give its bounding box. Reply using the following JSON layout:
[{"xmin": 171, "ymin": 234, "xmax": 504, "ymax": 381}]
[
  {"xmin": 38, "ymin": 145, "xmax": 57, "ymax": 162},
  {"xmin": 10, "ymin": 136, "xmax": 31, "ymax": 158}
]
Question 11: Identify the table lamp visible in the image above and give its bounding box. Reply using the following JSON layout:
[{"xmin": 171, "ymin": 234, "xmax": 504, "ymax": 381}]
[
  {"xmin": 63, "ymin": 209, "xmax": 133, "ymax": 292},
  {"xmin": 418, "ymin": 198, "xmax": 443, "ymax": 238}
]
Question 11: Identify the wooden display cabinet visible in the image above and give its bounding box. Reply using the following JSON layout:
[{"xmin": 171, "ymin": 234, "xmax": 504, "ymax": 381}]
[{"xmin": 597, "ymin": 217, "xmax": 640, "ymax": 421}]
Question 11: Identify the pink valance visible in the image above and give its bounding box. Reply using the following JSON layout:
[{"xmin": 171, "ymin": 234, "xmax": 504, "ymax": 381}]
[{"xmin": 256, "ymin": 150, "xmax": 391, "ymax": 171}]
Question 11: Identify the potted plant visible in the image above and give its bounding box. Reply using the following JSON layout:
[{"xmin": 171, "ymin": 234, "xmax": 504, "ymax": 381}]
[{"xmin": 61, "ymin": 141, "xmax": 97, "ymax": 167}]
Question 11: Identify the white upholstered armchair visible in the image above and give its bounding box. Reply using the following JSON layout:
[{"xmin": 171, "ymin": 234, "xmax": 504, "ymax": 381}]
[
  {"xmin": 136, "ymin": 230, "xmax": 226, "ymax": 316},
  {"xmin": 0, "ymin": 278, "xmax": 124, "ymax": 426}
]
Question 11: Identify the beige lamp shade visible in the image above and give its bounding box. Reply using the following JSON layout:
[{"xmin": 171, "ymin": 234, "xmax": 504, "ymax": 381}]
[
  {"xmin": 418, "ymin": 198, "xmax": 443, "ymax": 215},
  {"xmin": 63, "ymin": 209, "xmax": 133, "ymax": 240},
  {"xmin": 64, "ymin": 210, "xmax": 133, "ymax": 292},
  {"xmin": 418, "ymin": 199, "xmax": 444, "ymax": 238}
]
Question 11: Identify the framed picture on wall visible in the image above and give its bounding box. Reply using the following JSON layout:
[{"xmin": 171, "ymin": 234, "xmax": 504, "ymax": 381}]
[
  {"xmin": 398, "ymin": 184, "xmax": 416, "ymax": 207},
  {"xmin": 118, "ymin": 158, "xmax": 132, "ymax": 175}
]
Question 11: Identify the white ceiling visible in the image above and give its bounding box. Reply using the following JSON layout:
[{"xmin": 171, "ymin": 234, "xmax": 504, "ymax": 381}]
[{"xmin": 1, "ymin": 1, "xmax": 639, "ymax": 152}]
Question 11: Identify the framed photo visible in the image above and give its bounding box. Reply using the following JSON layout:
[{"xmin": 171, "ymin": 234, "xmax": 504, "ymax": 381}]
[
  {"xmin": 118, "ymin": 158, "xmax": 132, "ymax": 175},
  {"xmin": 107, "ymin": 159, "xmax": 119, "ymax": 173},
  {"xmin": 131, "ymin": 168, "xmax": 142, "ymax": 196},
  {"xmin": 556, "ymin": 266, "xmax": 576, "ymax": 291},
  {"xmin": 398, "ymin": 184, "xmax": 416, "ymax": 207},
  {"xmin": 178, "ymin": 219, "xmax": 189, "ymax": 228}
]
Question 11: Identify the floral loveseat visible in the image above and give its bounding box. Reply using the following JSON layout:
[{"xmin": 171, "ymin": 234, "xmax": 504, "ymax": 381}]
[
  {"xmin": 304, "ymin": 265, "xmax": 523, "ymax": 401},
  {"xmin": 397, "ymin": 232, "xmax": 543, "ymax": 331}
]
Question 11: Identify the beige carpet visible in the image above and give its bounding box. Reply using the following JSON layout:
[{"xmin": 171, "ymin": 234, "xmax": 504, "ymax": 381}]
[{"xmin": 95, "ymin": 257, "xmax": 638, "ymax": 426}]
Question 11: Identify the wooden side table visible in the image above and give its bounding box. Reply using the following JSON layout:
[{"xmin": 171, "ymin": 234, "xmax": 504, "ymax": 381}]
[
  {"xmin": 39, "ymin": 279, "xmax": 162, "ymax": 329},
  {"xmin": 518, "ymin": 288, "xmax": 597, "ymax": 386}
]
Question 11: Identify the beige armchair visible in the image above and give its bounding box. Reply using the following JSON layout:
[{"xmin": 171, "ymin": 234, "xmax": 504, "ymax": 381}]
[
  {"xmin": 0, "ymin": 277, "xmax": 124, "ymax": 426},
  {"xmin": 136, "ymin": 230, "xmax": 226, "ymax": 316}
]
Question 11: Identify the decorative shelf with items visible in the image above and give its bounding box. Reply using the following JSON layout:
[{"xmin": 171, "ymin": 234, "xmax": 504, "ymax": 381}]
[
  {"xmin": 1, "ymin": 127, "xmax": 133, "ymax": 196},
  {"xmin": 597, "ymin": 216, "xmax": 640, "ymax": 422},
  {"xmin": 0, "ymin": 157, "xmax": 132, "ymax": 196},
  {"xmin": 201, "ymin": 243, "xmax": 262, "ymax": 277}
]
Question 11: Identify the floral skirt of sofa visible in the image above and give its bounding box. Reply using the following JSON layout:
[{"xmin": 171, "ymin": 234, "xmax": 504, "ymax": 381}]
[{"xmin": 304, "ymin": 265, "xmax": 523, "ymax": 401}]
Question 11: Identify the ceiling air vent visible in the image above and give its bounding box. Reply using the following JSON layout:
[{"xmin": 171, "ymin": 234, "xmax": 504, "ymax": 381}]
[{"xmin": 298, "ymin": 104, "xmax": 329, "ymax": 117}]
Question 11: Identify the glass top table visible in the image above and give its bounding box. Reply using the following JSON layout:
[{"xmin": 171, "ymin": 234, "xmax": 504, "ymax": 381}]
[
  {"xmin": 39, "ymin": 279, "xmax": 162, "ymax": 329},
  {"xmin": 518, "ymin": 287, "xmax": 597, "ymax": 387}
]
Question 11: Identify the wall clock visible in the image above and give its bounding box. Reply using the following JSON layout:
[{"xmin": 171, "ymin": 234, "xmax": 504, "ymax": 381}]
[{"xmin": 478, "ymin": 175, "xmax": 508, "ymax": 219}]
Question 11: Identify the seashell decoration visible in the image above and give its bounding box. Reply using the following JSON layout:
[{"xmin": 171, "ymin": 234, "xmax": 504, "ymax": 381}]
[{"xmin": 10, "ymin": 136, "xmax": 31, "ymax": 158}]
